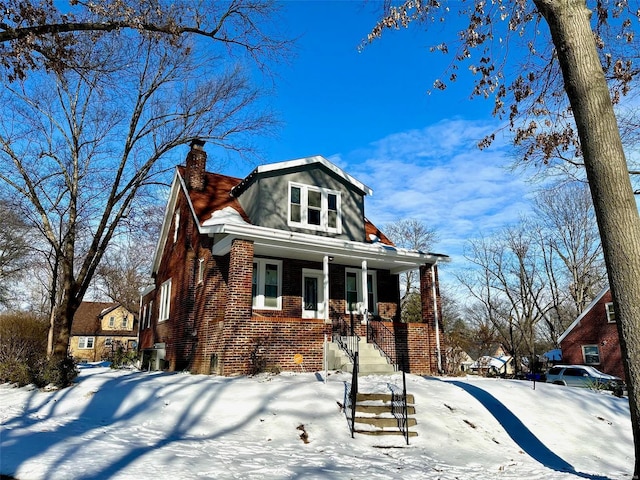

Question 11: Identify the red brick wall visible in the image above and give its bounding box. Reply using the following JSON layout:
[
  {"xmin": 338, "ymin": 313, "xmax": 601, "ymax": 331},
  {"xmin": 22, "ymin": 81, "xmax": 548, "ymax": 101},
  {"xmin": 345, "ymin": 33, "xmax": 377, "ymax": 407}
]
[{"xmin": 561, "ymin": 291, "xmax": 625, "ymax": 380}]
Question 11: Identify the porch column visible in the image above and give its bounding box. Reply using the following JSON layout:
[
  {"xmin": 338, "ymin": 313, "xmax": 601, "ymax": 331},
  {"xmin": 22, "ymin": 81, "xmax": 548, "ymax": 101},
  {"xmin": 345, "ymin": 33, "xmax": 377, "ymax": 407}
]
[
  {"xmin": 323, "ymin": 255, "xmax": 330, "ymax": 323},
  {"xmin": 361, "ymin": 260, "xmax": 368, "ymax": 317}
]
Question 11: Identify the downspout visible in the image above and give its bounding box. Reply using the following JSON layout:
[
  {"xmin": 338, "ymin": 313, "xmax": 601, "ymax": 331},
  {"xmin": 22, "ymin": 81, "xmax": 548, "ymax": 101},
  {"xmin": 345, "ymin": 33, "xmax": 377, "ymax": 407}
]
[
  {"xmin": 431, "ymin": 263, "xmax": 442, "ymax": 374},
  {"xmin": 361, "ymin": 260, "xmax": 368, "ymax": 324},
  {"xmin": 323, "ymin": 255, "xmax": 330, "ymax": 323}
]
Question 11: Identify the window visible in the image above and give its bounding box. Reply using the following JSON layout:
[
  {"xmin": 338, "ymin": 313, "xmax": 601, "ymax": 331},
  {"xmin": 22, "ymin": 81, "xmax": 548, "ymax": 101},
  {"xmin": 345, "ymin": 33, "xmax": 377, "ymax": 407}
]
[
  {"xmin": 159, "ymin": 279, "xmax": 172, "ymax": 322},
  {"xmin": 252, "ymin": 259, "xmax": 282, "ymax": 309},
  {"xmin": 78, "ymin": 337, "xmax": 95, "ymax": 349},
  {"xmin": 605, "ymin": 302, "xmax": 616, "ymax": 323},
  {"xmin": 582, "ymin": 345, "xmax": 600, "ymax": 365},
  {"xmin": 105, "ymin": 338, "xmax": 113, "ymax": 347},
  {"xmin": 288, "ymin": 182, "xmax": 341, "ymax": 233},
  {"xmin": 345, "ymin": 268, "xmax": 377, "ymax": 314},
  {"xmin": 198, "ymin": 258, "xmax": 205, "ymax": 284},
  {"xmin": 147, "ymin": 301, "xmax": 153, "ymax": 328},
  {"xmin": 109, "ymin": 316, "xmax": 115, "ymax": 327},
  {"xmin": 121, "ymin": 316, "xmax": 128, "ymax": 328}
]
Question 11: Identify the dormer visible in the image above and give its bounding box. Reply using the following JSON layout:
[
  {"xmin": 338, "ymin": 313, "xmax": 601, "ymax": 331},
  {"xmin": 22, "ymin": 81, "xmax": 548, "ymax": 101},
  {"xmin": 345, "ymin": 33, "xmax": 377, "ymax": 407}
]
[{"xmin": 230, "ymin": 156, "xmax": 373, "ymax": 242}]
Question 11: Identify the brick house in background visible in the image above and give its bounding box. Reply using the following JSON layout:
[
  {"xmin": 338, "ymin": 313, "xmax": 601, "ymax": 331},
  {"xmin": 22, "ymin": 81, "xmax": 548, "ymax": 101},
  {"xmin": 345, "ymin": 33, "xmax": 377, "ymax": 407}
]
[
  {"xmin": 139, "ymin": 140, "xmax": 449, "ymax": 376},
  {"xmin": 558, "ymin": 287, "xmax": 625, "ymax": 381},
  {"xmin": 69, "ymin": 302, "xmax": 138, "ymax": 362}
]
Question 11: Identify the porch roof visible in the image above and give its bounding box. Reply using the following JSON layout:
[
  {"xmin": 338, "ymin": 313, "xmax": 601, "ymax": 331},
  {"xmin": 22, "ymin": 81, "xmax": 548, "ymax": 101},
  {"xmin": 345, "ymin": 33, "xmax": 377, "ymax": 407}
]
[{"xmin": 207, "ymin": 220, "xmax": 448, "ymax": 273}]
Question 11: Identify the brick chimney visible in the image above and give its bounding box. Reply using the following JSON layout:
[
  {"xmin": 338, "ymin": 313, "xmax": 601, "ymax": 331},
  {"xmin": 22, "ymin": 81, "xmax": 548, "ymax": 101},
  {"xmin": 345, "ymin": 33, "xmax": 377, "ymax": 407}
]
[{"xmin": 185, "ymin": 139, "xmax": 206, "ymax": 191}]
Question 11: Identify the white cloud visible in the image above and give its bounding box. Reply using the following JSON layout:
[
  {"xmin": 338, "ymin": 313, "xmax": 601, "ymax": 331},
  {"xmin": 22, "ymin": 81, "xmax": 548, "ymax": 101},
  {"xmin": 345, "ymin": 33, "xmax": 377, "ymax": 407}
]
[{"xmin": 339, "ymin": 118, "xmax": 535, "ymax": 263}]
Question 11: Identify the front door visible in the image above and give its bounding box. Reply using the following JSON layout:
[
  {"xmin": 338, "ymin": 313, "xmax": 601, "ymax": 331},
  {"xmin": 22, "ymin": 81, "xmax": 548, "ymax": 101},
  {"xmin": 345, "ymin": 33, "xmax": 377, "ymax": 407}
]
[{"xmin": 302, "ymin": 270, "xmax": 325, "ymax": 319}]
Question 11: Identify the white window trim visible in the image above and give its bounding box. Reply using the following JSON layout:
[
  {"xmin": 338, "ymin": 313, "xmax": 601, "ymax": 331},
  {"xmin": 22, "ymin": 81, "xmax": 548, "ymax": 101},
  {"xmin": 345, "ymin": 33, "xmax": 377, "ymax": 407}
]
[
  {"xmin": 105, "ymin": 337, "xmax": 113, "ymax": 346},
  {"xmin": 288, "ymin": 182, "xmax": 342, "ymax": 234},
  {"xmin": 252, "ymin": 258, "xmax": 283, "ymax": 310},
  {"xmin": 109, "ymin": 316, "xmax": 115, "ymax": 327},
  {"xmin": 605, "ymin": 302, "xmax": 616, "ymax": 323},
  {"xmin": 345, "ymin": 268, "xmax": 377, "ymax": 315},
  {"xmin": 78, "ymin": 336, "xmax": 95, "ymax": 349},
  {"xmin": 198, "ymin": 257, "xmax": 205, "ymax": 284},
  {"xmin": 159, "ymin": 279, "xmax": 172, "ymax": 322},
  {"xmin": 582, "ymin": 344, "xmax": 601, "ymax": 365},
  {"xmin": 173, "ymin": 211, "xmax": 180, "ymax": 244},
  {"xmin": 121, "ymin": 316, "xmax": 128, "ymax": 329}
]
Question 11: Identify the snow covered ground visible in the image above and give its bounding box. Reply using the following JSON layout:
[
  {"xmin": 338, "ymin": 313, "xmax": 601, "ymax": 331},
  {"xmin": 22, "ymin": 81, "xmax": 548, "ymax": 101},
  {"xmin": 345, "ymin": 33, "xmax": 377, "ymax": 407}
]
[{"xmin": 0, "ymin": 364, "xmax": 634, "ymax": 480}]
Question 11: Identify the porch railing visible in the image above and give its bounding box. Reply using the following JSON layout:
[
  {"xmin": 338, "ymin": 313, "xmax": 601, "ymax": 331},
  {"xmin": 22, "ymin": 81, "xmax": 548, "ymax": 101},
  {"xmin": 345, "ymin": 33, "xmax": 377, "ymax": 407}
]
[
  {"xmin": 366, "ymin": 318, "xmax": 398, "ymax": 370},
  {"xmin": 344, "ymin": 351, "xmax": 359, "ymax": 438},
  {"xmin": 332, "ymin": 314, "xmax": 359, "ymax": 362}
]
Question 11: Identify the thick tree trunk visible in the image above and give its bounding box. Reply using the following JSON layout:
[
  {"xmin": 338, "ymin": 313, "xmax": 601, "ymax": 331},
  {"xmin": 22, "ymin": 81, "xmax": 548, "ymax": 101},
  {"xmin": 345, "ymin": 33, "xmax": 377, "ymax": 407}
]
[
  {"xmin": 535, "ymin": 1, "xmax": 640, "ymax": 477},
  {"xmin": 46, "ymin": 265, "xmax": 81, "ymax": 361}
]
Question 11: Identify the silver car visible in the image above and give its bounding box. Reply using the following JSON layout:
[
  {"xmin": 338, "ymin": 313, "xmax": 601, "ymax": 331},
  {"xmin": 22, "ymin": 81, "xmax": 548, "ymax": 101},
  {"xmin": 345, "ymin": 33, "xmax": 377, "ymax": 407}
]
[{"xmin": 546, "ymin": 364, "xmax": 624, "ymax": 392}]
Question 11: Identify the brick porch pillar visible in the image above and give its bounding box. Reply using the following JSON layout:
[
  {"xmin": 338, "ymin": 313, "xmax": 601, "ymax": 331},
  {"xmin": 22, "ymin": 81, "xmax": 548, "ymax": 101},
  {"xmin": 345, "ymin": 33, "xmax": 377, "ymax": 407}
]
[
  {"xmin": 221, "ymin": 238, "xmax": 254, "ymax": 375},
  {"xmin": 420, "ymin": 263, "xmax": 444, "ymax": 374}
]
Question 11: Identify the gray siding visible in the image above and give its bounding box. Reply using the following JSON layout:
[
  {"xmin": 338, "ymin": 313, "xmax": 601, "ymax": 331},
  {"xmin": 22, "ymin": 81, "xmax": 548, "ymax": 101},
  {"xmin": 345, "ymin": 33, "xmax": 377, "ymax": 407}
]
[{"xmin": 236, "ymin": 165, "xmax": 366, "ymax": 242}]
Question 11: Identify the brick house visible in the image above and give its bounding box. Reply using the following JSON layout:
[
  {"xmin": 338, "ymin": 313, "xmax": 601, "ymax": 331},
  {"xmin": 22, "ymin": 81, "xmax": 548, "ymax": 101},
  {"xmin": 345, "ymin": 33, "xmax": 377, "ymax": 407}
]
[
  {"xmin": 139, "ymin": 140, "xmax": 449, "ymax": 376},
  {"xmin": 69, "ymin": 302, "xmax": 139, "ymax": 362},
  {"xmin": 558, "ymin": 287, "xmax": 625, "ymax": 381}
]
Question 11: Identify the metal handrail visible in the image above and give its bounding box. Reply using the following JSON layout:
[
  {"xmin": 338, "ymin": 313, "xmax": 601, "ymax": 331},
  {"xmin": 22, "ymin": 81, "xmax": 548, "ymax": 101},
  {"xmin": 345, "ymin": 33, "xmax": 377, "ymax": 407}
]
[
  {"xmin": 332, "ymin": 314, "xmax": 359, "ymax": 362},
  {"xmin": 389, "ymin": 370, "xmax": 409, "ymax": 445},
  {"xmin": 344, "ymin": 351, "xmax": 359, "ymax": 438},
  {"xmin": 366, "ymin": 318, "xmax": 397, "ymax": 370}
]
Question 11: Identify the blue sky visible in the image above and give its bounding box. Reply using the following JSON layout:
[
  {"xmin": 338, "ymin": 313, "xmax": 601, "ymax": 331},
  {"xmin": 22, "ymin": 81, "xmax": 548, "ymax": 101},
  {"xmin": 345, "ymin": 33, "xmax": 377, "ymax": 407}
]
[{"xmin": 216, "ymin": 1, "xmax": 537, "ymax": 267}]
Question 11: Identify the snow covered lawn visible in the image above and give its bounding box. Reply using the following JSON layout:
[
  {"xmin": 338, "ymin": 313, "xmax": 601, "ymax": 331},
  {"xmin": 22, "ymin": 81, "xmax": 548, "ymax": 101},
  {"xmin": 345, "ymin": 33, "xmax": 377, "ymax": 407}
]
[{"xmin": 0, "ymin": 364, "xmax": 633, "ymax": 479}]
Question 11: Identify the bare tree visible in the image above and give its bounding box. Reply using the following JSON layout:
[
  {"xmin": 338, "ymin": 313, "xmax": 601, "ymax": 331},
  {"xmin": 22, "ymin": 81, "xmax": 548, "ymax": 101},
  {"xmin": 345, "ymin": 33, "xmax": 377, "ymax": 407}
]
[
  {"xmin": 368, "ymin": 2, "xmax": 640, "ymax": 472},
  {"xmin": 0, "ymin": 199, "xmax": 31, "ymax": 307},
  {"xmin": 384, "ymin": 218, "xmax": 438, "ymax": 322},
  {"xmin": 0, "ymin": 18, "xmax": 284, "ymax": 364},
  {"xmin": 0, "ymin": 1, "xmax": 288, "ymax": 80},
  {"xmin": 533, "ymin": 182, "xmax": 606, "ymax": 341}
]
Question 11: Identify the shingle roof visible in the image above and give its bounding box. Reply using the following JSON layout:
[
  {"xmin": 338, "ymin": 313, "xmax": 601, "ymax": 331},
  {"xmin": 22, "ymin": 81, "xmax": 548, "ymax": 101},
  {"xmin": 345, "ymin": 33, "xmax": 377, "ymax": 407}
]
[{"xmin": 71, "ymin": 302, "xmax": 116, "ymax": 335}]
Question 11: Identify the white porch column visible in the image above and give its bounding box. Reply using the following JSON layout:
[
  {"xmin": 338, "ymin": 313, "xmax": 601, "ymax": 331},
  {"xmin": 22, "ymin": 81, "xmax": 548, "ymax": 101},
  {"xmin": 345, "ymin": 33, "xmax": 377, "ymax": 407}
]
[
  {"xmin": 323, "ymin": 255, "xmax": 330, "ymax": 323},
  {"xmin": 361, "ymin": 260, "xmax": 368, "ymax": 317}
]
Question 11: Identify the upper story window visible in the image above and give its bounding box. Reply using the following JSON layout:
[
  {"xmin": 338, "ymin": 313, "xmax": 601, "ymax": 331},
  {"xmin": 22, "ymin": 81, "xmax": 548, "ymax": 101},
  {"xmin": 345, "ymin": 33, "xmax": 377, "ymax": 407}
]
[
  {"xmin": 289, "ymin": 182, "xmax": 341, "ymax": 233},
  {"xmin": 198, "ymin": 257, "xmax": 205, "ymax": 284},
  {"xmin": 78, "ymin": 336, "xmax": 95, "ymax": 349},
  {"xmin": 121, "ymin": 316, "xmax": 128, "ymax": 328},
  {"xmin": 109, "ymin": 316, "xmax": 115, "ymax": 327},
  {"xmin": 605, "ymin": 302, "xmax": 616, "ymax": 323},
  {"xmin": 345, "ymin": 268, "xmax": 377, "ymax": 315},
  {"xmin": 159, "ymin": 279, "xmax": 172, "ymax": 322},
  {"xmin": 252, "ymin": 259, "xmax": 282, "ymax": 310}
]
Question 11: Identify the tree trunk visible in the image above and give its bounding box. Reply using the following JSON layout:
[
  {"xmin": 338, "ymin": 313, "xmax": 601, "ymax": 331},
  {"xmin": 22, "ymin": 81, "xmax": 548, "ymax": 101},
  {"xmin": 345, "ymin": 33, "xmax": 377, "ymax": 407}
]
[
  {"xmin": 46, "ymin": 262, "xmax": 81, "ymax": 361},
  {"xmin": 535, "ymin": 1, "xmax": 640, "ymax": 476}
]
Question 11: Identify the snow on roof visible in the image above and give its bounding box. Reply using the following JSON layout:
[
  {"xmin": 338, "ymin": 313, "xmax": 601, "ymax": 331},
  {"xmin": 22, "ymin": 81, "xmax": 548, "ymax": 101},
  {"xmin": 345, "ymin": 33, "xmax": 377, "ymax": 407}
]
[{"xmin": 202, "ymin": 206, "xmax": 249, "ymax": 227}]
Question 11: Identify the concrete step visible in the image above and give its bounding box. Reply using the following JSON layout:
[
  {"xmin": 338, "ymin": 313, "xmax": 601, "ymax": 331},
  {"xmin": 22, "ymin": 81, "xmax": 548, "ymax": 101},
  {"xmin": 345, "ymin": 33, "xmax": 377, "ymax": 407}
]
[
  {"xmin": 356, "ymin": 393, "xmax": 415, "ymax": 404},
  {"xmin": 355, "ymin": 404, "xmax": 416, "ymax": 415},
  {"xmin": 354, "ymin": 416, "xmax": 417, "ymax": 428},
  {"xmin": 354, "ymin": 429, "xmax": 419, "ymax": 437}
]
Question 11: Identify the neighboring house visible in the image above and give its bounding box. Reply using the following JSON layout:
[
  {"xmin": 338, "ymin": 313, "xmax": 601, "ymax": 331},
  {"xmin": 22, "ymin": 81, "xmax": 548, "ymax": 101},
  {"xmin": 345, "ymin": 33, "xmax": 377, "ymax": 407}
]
[
  {"xmin": 69, "ymin": 302, "xmax": 139, "ymax": 362},
  {"xmin": 558, "ymin": 287, "xmax": 624, "ymax": 381},
  {"xmin": 139, "ymin": 141, "xmax": 449, "ymax": 376},
  {"xmin": 470, "ymin": 355, "xmax": 515, "ymax": 376}
]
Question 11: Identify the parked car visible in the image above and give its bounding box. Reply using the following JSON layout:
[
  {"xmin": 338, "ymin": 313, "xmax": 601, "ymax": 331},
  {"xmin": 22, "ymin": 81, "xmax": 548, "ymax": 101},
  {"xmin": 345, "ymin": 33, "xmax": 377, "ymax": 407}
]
[{"xmin": 546, "ymin": 365, "xmax": 624, "ymax": 392}]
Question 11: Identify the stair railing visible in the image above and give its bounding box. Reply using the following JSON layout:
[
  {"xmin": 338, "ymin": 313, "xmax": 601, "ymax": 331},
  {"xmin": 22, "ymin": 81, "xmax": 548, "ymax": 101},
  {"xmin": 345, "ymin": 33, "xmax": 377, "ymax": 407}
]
[
  {"xmin": 333, "ymin": 314, "xmax": 359, "ymax": 362},
  {"xmin": 366, "ymin": 318, "xmax": 397, "ymax": 369},
  {"xmin": 343, "ymin": 351, "xmax": 359, "ymax": 438},
  {"xmin": 389, "ymin": 370, "xmax": 410, "ymax": 445}
]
